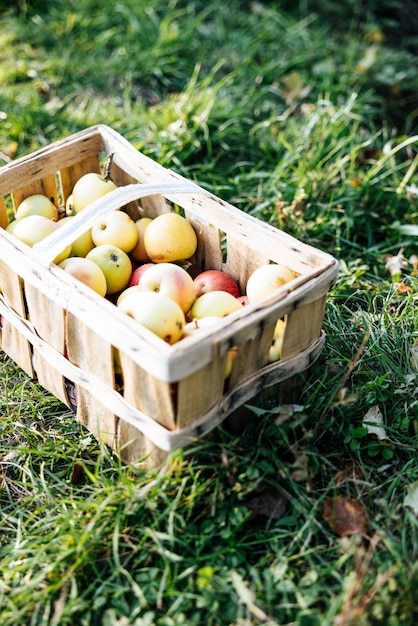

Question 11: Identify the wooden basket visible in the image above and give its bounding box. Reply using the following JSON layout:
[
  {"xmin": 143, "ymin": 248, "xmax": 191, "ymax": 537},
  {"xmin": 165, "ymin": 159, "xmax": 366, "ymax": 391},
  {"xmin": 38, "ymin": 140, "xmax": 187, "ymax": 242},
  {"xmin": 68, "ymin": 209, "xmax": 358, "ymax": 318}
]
[{"xmin": 0, "ymin": 125, "xmax": 338, "ymax": 465}]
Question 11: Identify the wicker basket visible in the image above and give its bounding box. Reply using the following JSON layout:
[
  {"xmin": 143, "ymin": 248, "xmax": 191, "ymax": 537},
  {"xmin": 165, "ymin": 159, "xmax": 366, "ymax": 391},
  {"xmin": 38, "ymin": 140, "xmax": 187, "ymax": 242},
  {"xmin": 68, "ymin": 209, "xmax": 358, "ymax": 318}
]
[{"xmin": 0, "ymin": 125, "xmax": 338, "ymax": 465}]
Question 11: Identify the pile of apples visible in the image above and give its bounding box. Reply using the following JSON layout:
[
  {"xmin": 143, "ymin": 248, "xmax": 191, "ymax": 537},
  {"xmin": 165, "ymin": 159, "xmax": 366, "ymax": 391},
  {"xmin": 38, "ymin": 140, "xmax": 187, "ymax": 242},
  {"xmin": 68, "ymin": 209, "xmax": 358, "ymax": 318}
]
[{"xmin": 6, "ymin": 171, "xmax": 296, "ymax": 364}]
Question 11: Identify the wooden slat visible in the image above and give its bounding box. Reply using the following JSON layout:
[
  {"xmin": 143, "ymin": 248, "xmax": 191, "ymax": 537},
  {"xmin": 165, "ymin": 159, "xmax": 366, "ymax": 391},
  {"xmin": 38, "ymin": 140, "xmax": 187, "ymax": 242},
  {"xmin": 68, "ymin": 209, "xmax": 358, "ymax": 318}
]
[
  {"xmin": 65, "ymin": 312, "xmax": 117, "ymax": 449},
  {"xmin": 0, "ymin": 259, "xmax": 33, "ymax": 376},
  {"xmin": 58, "ymin": 155, "xmax": 102, "ymax": 206},
  {"xmin": 0, "ymin": 196, "xmax": 9, "ymax": 229},
  {"xmin": 281, "ymin": 296, "xmax": 326, "ymax": 359},
  {"xmin": 117, "ymin": 352, "xmax": 177, "ymax": 464},
  {"xmin": 224, "ymin": 236, "xmax": 270, "ymax": 294},
  {"xmin": 227, "ymin": 321, "xmax": 276, "ymax": 388},
  {"xmin": 0, "ymin": 130, "xmax": 103, "ymax": 197},
  {"xmin": 108, "ymin": 164, "xmax": 139, "ymax": 219},
  {"xmin": 140, "ymin": 194, "xmax": 171, "ymax": 218},
  {"xmin": 11, "ymin": 173, "xmax": 59, "ymax": 213},
  {"xmin": 119, "ymin": 354, "xmax": 176, "ymax": 427},
  {"xmin": 24, "ymin": 282, "xmax": 68, "ymax": 404},
  {"xmin": 187, "ymin": 220, "xmax": 223, "ymax": 276},
  {"xmin": 176, "ymin": 357, "xmax": 226, "ymax": 427}
]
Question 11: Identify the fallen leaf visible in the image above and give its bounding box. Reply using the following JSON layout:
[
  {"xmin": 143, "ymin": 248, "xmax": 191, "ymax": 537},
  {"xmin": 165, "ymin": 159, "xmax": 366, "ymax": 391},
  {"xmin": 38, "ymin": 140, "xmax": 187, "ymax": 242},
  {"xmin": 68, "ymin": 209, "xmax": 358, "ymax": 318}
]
[
  {"xmin": 403, "ymin": 481, "xmax": 418, "ymax": 516},
  {"xmin": 397, "ymin": 282, "xmax": 412, "ymax": 293},
  {"xmin": 323, "ymin": 495, "xmax": 369, "ymax": 536},
  {"xmin": 362, "ymin": 405, "xmax": 386, "ymax": 441},
  {"xmin": 334, "ymin": 459, "xmax": 364, "ymax": 486},
  {"xmin": 70, "ymin": 461, "xmax": 85, "ymax": 485},
  {"xmin": 384, "ymin": 248, "xmax": 409, "ymax": 278}
]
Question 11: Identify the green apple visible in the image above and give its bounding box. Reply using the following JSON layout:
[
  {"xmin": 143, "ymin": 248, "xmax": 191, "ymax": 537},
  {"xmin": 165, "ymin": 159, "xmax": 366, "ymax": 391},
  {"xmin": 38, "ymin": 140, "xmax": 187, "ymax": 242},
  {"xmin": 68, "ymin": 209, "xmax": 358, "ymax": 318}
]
[
  {"xmin": 144, "ymin": 212, "xmax": 197, "ymax": 263},
  {"xmin": 58, "ymin": 257, "xmax": 107, "ymax": 297},
  {"xmin": 86, "ymin": 244, "xmax": 132, "ymax": 294},
  {"xmin": 130, "ymin": 217, "xmax": 153, "ymax": 263},
  {"xmin": 58, "ymin": 215, "xmax": 95, "ymax": 257},
  {"xmin": 91, "ymin": 210, "xmax": 139, "ymax": 253},
  {"xmin": 11, "ymin": 215, "xmax": 71, "ymax": 264},
  {"xmin": 71, "ymin": 172, "xmax": 117, "ymax": 214},
  {"xmin": 15, "ymin": 194, "xmax": 58, "ymax": 221},
  {"xmin": 190, "ymin": 290, "xmax": 243, "ymax": 319},
  {"xmin": 246, "ymin": 264, "xmax": 296, "ymax": 303},
  {"xmin": 136, "ymin": 262, "xmax": 196, "ymax": 314},
  {"xmin": 117, "ymin": 290, "xmax": 185, "ymax": 345}
]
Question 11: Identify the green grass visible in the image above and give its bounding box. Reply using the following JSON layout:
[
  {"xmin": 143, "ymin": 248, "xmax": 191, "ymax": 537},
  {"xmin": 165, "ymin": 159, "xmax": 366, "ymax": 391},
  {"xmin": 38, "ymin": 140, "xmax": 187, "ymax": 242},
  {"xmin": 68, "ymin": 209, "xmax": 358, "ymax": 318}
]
[{"xmin": 1, "ymin": 1, "xmax": 417, "ymax": 624}]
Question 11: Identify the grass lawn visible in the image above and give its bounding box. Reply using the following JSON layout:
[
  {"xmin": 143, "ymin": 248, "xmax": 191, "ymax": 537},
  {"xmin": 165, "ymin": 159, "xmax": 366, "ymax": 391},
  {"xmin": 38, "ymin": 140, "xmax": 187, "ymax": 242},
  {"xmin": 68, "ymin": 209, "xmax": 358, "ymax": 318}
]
[{"xmin": 0, "ymin": 1, "xmax": 417, "ymax": 624}]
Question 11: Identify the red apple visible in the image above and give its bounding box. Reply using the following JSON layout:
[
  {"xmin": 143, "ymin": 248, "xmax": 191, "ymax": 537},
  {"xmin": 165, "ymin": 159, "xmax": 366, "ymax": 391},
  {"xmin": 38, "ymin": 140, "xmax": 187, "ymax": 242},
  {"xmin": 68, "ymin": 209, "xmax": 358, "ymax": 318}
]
[
  {"xmin": 237, "ymin": 295, "xmax": 249, "ymax": 306},
  {"xmin": 193, "ymin": 269, "xmax": 240, "ymax": 298},
  {"xmin": 137, "ymin": 262, "xmax": 196, "ymax": 314},
  {"xmin": 128, "ymin": 262, "xmax": 155, "ymax": 287}
]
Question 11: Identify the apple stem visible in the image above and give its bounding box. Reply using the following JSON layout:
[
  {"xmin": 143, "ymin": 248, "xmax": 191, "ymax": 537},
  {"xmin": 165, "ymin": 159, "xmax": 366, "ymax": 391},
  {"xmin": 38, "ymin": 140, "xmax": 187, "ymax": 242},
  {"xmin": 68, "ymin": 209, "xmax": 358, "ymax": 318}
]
[{"xmin": 103, "ymin": 153, "xmax": 114, "ymax": 182}]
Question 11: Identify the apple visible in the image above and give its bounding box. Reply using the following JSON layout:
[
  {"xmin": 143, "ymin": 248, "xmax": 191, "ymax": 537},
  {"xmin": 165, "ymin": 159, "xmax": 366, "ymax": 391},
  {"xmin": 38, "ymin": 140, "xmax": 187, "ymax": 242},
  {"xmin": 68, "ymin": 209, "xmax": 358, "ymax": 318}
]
[
  {"xmin": 117, "ymin": 290, "xmax": 185, "ymax": 345},
  {"xmin": 193, "ymin": 269, "xmax": 240, "ymax": 298},
  {"xmin": 136, "ymin": 262, "xmax": 196, "ymax": 314},
  {"xmin": 65, "ymin": 194, "xmax": 74, "ymax": 216},
  {"xmin": 58, "ymin": 215, "xmax": 95, "ymax": 257},
  {"xmin": 144, "ymin": 212, "xmax": 197, "ymax": 263},
  {"xmin": 86, "ymin": 244, "xmax": 132, "ymax": 294},
  {"xmin": 237, "ymin": 295, "xmax": 249, "ymax": 307},
  {"xmin": 182, "ymin": 316, "xmax": 224, "ymax": 338},
  {"xmin": 225, "ymin": 346, "xmax": 238, "ymax": 379},
  {"xmin": 71, "ymin": 172, "xmax": 117, "ymax": 214},
  {"xmin": 91, "ymin": 210, "xmax": 139, "ymax": 253},
  {"xmin": 130, "ymin": 217, "xmax": 153, "ymax": 263},
  {"xmin": 246, "ymin": 264, "xmax": 296, "ymax": 303},
  {"xmin": 128, "ymin": 262, "xmax": 155, "ymax": 287},
  {"xmin": 11, "ymin": 215, "xmax": 72, "ymax": 264},
  {"xmin": 190, "ymin": 290, "xmax": 243, "ymax": 319},
  {"xmin": 115, "ymin": 285, "xmax": 141, "ymax": 306},
  {"xmin": 5, "ymin": 220, "xmax": 20, "ymax": 235},
  {"xmin": 268, "ymin": 319, "xmax": 286, "ymax": 363},
  {"xmin": 15, "ymin": 194, "xmax": 58, "ymax": 221},
  {"xmin": 58, "ymin": 257, "xmax": 107, "ymax": 296}
]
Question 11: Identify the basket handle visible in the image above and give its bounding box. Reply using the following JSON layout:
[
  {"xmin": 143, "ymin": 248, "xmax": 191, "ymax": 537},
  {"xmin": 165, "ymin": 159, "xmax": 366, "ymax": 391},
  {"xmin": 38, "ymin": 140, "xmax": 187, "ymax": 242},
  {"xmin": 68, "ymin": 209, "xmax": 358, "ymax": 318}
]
[{"xmin": 33, "ymin": 181, "xmax": 208, "ymax": 267}]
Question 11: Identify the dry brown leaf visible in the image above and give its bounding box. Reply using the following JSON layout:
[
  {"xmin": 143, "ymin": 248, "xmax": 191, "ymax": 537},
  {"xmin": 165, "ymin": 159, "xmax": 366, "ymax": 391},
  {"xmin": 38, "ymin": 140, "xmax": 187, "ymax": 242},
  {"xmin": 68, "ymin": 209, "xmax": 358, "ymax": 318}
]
[
  {"xmin": 334, "ymin": 460, "xmax": 364, "ymax": 486},
  {"xmin": 323, "ymin": 495, "xmax": 369, "ymax": 537}
]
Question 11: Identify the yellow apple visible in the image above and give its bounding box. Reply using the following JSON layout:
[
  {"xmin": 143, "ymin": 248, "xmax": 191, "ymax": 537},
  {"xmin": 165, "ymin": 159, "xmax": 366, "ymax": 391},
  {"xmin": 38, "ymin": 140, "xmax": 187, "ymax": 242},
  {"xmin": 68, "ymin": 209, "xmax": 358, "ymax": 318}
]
[
  {"xmin": 11, "ymin": 215, "xmax": 71, "ymax": 264},
  {"xmin": 15, "ymin": 194, "xmax": 58, "ymax": 221},
  {"xmin": 5, "ymin": 220, "xmax": 19, "ymax": 235},
  {"xmin": 58, "ymin": 257, "xmax": 107, "ymax": 296},
  {"xmin": 71, "ymin": 172, "xmax": 117, "ymax": 214},
  {"xmin": 117, "ymin": 290, "xmax": 185, "ymax": 345},
  {"xmin": 225, "ymin": 346, "xmax": 238, "ymax": 379},
  {"xmin": 144, "ymin": 212, "xmax": 197, "ymax": 263},
  {"xmin": 91, "ymin": 210, "xmax": 139, "ymax": 253},
  {"xmin": 58, "ymin": 215, "xmax": 95, "ymax": 257},
  {"xmin": 268, "ymin": 318, "xmax": 286, "ymax": 363},
  {"xmin": 246, "ymin": 264, "xmax": 296, "ymax": 303},
  {"xmin": 65, "ymin": 194, "xmax": 74, "ymax": 216},
  {"xmin": 130, "ymin": 217, "xmax": 153, "ymax": 263},
  {"xmin": 190, "ymin": 290, "xmax": 243, "ymax": 319},
  {"xmin": 86, "ymin": 244, "xmax": 132, "ymax": 294},
  {"xmin": 136, "ymin": 262, "xmax": 196, "ymax": 314},
  {"xmin": 182, "ymin": 316, "xmax": 224, "ymax": 338}
]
